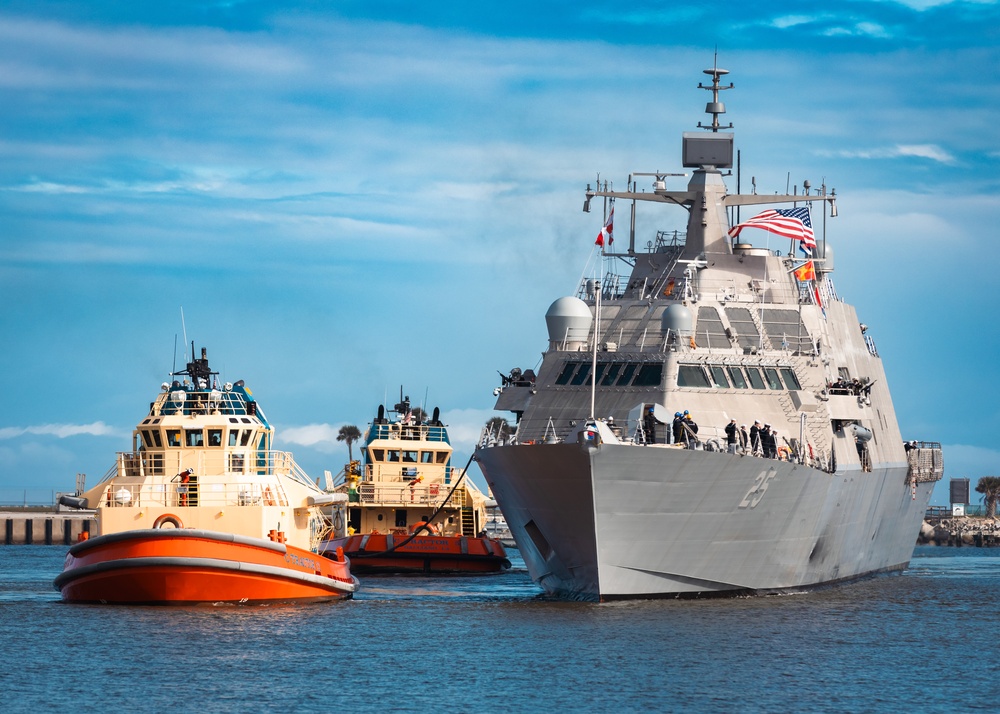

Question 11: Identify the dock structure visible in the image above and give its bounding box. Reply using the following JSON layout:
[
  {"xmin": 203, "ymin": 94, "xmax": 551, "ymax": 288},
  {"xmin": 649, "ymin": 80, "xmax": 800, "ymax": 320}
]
[{"xmin": 1, "ymin": 511, "xmax": 95, "ymax": 545}]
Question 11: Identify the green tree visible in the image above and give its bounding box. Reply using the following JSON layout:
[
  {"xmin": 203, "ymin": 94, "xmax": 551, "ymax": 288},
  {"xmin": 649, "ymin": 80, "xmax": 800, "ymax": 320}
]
[
  {"xmin": 975, "ymin": 476, "xmax": 1000, "ymax": 519},
  {"xmin": 485, "ymin": 417, "xmax": 513, "ymax": 441},
  {"xmin": 337, "ymin": 424, "xmax": 363, "ymax": 462}
]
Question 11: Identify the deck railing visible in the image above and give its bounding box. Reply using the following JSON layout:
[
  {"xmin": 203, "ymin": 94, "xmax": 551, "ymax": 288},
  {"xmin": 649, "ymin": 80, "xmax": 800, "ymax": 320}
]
[
  {"xmin": 354, "ymin": 480, "xmax": 465, "ymax": 509},
  {"xmin": 101, "ymin": 478, "xmax": 290, "ymax": 509}
]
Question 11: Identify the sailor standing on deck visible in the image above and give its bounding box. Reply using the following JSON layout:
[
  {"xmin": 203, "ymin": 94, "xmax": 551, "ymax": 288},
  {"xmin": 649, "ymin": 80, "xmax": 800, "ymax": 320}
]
[
  {"xmin": 683, "ymin": 413, "xmax": 699, "ymax": 448},
  {"xmin": 725, "ymin": 420, "xmax": 739, "ymax": 454},
  {"xmin": 671, "ymin": 412, "xmax": 684, "ymax": 444},
  {"xmin": 762, "ymin": 424, "xmax": 777, "ymax": 459},
  {"xmin": 749, "ymin": 421, "xmax": 763, "ymax": 456},
  {"xmin": 739, "ymin": 424, "xmax": 750, "ymax": 455}
]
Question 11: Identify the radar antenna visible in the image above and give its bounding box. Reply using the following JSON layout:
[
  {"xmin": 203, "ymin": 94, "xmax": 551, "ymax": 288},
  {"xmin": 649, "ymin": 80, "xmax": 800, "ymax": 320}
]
[{"xmin": 696, "ymin": 53, "xmax": 734, "ymax": 133}]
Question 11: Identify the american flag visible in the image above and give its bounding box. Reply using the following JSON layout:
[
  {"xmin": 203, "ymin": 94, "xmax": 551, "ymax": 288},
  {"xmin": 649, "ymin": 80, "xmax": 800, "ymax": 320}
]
[{"xmin": 728, "ymin": 206, "xmax": 816, "ymax": 252}]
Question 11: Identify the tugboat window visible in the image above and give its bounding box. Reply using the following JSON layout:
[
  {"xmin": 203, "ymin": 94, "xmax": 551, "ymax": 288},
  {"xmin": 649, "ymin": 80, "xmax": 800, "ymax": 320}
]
[
  {"xmin": 709, "ymin": 366, "xmax": 730, "ymax": 388},
  {"xmin": 763, "ymin": 368, "xmax": 783, "ymax": 390},
  {"xmin": 395, "ymin": 510, "xmax": 407, "ymax": 528},
  {"xmin": 633, "ymin": 363, "xmax": 664, "ymax": 387},
  {"xmin": 240, "ymin": 430, "xmax": 253, "ymax": 447},
  {"xmin": 780, "ymin": 368, "xmax": 802, "ymax": 390},
  {"xmin": 420, "ymin": 451, "xmax": 434, "ymax": 463},
  {"xmin": 372, "ymin": 449, "xmax": 385, "ymax": 461},
  {"xmin": 677, "ymin": 365, "xmax": 711, "ymax": 388},
  {"xmin": 208, "ymin": 429, "xmax": 223, "ymax": 447},
  {"xmin": 228, "ymin": 430, "xmax": 239, "ymax": 447},
  {"xmin": 186, "ymin": 429, "xmax": 204, "ymax": 447},
  {"xmin": 727, "ymin": 367, "xmax": 748, "ymax": 389},
  {"xmin": 166, "ymin": 430, "xmax": 181, "ymax": 447},
  {"xmin": 387, "ymin": 450, "xmax": 401, "ymax": 462},
  {"xmin": 403, "ymin": 450, "xmax": 418, "ymax": 463},
  {"xmin": 435, "ymin": 452, "xmax": 448, "ymax": 464},
  {"xmin": 745, "ymin": 367, "xmax": 766, "ymax": 390}
]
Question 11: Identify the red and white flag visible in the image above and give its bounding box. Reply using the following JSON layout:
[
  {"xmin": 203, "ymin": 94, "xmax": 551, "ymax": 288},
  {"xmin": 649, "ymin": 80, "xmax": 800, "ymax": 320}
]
[{"xmin": 595, "ymin": 204, "xmax": 614, "ymax": 247}]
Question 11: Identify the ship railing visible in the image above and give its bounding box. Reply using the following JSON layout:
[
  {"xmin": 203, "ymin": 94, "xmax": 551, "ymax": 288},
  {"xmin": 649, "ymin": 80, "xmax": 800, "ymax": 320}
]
[
  {"xmin": 496, "ymin": 422, "xmax": 835, "ymax": 471},
  {"xmin": 108, "ymin": 449, "xmax": 317, "ymax": 491},
  {"xmin": 367, "ymin": 423, "xmax": 450, "ymax": 443},
  {"xmin": 101, "ymin": 478, "xmax": 291, "ymax": 509},
  {"xmin": 355, "ymin": 480, "xmax": 465, "ymax": 509},
  {"xmin": 907, "ymin": 442, "xmax": 944, "ymax": 483},
  {"xmin": 150, "ymin": 389, "xmax": 261, "ymax": 418}
]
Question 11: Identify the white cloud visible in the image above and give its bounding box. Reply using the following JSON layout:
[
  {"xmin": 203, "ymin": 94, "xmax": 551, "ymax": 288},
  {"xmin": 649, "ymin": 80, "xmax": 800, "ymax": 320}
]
[
  {"xmin": 827, "ymin": 144, "xmax": 957, "ymax": 164},
  {"xmin": 0, "ymin": 422, "xmax": 122, "ymax": 439},
  {"xmin": 278, "ymin": 423, "xmax": 343, "ymax": 452}
]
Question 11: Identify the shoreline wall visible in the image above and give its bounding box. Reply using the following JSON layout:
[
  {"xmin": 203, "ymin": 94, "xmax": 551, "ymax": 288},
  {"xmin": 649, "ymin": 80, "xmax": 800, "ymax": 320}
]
[{"xmin": 1, "ymin": 512, "xmax": 95, "ymax": 545}]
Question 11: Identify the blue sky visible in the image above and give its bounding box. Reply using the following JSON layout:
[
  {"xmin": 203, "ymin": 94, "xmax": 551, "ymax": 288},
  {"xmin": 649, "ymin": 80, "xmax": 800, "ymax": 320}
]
[{"xmin": 1, "ymin": 1, "xmax": 997, "ymax": 505}]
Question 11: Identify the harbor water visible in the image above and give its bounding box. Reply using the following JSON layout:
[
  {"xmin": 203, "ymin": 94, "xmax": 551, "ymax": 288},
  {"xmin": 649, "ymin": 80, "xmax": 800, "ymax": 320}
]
[{"xmin": 3, "ymin": 546, "xmax": 999, "ymax": 712}]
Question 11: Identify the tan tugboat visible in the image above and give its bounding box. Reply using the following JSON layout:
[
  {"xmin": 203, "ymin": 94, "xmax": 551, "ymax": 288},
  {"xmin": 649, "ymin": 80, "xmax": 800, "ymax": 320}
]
[
  {"xmin": 55, "ymin": 345, "xmax": 359, "ymax": 604},
  {"xmin": 321, "ymin": 395, "xmax": 510, "ymax": 574}
]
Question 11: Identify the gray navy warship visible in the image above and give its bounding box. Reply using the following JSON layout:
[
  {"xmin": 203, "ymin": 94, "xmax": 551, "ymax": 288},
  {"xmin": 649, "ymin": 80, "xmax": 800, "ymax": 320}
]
[{"xmin": 475, "ymin": 65, "xmax": 943, "ymax": 601}]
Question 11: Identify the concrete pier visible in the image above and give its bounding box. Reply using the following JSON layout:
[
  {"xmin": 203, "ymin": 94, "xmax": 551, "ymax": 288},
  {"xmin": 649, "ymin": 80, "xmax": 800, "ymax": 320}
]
[{"xmin": 1, "ymin": 511, "xmax": 96, "ymax": 545}]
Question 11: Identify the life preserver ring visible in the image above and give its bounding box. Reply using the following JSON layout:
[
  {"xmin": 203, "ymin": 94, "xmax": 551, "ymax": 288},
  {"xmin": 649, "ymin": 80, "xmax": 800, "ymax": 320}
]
[
  {"xmin": 410, "ymin": 521, "xmax": 439, "ymax": 535},
  {"xmin": 153, "ymin": 514, "xmax": 183, "ymax": 529}
]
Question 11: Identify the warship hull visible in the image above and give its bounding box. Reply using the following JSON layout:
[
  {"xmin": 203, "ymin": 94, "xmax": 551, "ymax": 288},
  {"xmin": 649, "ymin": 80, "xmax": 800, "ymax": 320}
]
[{"xmin": 477, "ymin": 444, "xmax": 933, "ymax": 601}]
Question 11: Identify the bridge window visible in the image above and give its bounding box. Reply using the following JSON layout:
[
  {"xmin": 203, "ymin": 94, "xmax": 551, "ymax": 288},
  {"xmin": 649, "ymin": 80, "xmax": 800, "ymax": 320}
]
[
  {"xmin": 601, "ymin": 363, "xmax": 621, "ymax": 385},
  {"xmin": 780, "ymin": 368, "xmax": 802, "ymax": 390},
  {"xmin": 615, "ymin": 363, "xmax": 637, "ymax": 386},
  {"xmin": 570, "ymin": 364, "xmax": 592, "ymax": 386},
  {"xmin": 208, "ymin": 429, "xmax": 223, "ymax": 447},
  {"xmin": 555, "ymin": 362, "xmax": 577, "ymax": 385},
  {"xmin": 186, "ymin": 429, "xmax": 204, "ymax": 447},
  {"xmin": 166, "ymin": 430, "xmax": 181, "ymax": 447},
  {"xmin": 763, "ymin": 368, "xmax": 783, "ymax": 390},
  {"xmin": 745, "ymin": 367, "xmax": 766, "ymax": 390},
  {"xmin": 677, "ymin": 365, "xmax": 711, "ymax": 388},
  {"xmin": 633, "ymin": 364, "xmax": 663, "ymax": 387},
  {"xmin": 727, "ymin": 367, "xmax": 748, "ymax": 389},
  {"xmin": 709, "ymin": 366, "xmax": 730, "ymax": 388}
]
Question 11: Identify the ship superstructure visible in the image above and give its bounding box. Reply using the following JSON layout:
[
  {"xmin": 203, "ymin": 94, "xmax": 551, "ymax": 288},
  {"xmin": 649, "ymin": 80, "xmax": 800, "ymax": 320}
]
[{"xmin": 475, "ymin": 66, "xmax": 942, "ymax": 601}]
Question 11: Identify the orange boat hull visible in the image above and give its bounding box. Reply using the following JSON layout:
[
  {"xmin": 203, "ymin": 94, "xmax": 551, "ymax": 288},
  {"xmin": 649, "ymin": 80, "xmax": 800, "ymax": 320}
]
[
  {"xmin": 322, "ymin": 533, "xmax": 511, "ymax": 574},
  {"xmin": 55, "ymin": 529, "xmax": 359, "ymax": 604}
]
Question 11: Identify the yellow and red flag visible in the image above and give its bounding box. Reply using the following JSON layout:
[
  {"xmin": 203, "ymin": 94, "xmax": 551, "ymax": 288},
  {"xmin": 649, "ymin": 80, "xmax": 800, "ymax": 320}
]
[{"xmin": 794, "ymin": 260, "xmax": 816, "ymax": 282}]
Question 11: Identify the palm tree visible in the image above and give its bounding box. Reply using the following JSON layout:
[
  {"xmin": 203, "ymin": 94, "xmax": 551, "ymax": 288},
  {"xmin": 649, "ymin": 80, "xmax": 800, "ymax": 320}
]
[
  {"xmin": 975, "ymin": 476, "xmax": 1000, "ymax": 518},
  {"xmin": 337, "ymin": 425, "xmax": 363, "ymax": 462}
]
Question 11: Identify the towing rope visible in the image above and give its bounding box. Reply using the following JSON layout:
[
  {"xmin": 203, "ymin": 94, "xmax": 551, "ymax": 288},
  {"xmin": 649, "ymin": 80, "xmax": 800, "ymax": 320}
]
[{"xmin": 350, "ymin": 450, "xmax": 474, "ymax": 559}]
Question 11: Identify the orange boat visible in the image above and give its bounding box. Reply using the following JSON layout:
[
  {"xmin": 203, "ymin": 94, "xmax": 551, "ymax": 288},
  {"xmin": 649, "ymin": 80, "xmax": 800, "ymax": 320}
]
[
  {"xmin": 319, "ymin": 395, "xmax": 511, "ymax": 574},
  {"xmin": 55, "ymin": 345, "xmax": 359, "ymax": 604}
]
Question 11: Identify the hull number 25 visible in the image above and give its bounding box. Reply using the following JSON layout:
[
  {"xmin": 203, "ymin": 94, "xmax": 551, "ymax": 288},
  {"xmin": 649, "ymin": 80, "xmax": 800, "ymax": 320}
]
[{"xmin": 738, "ymin": 468, "xmax": 778, "ymax": 509}]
